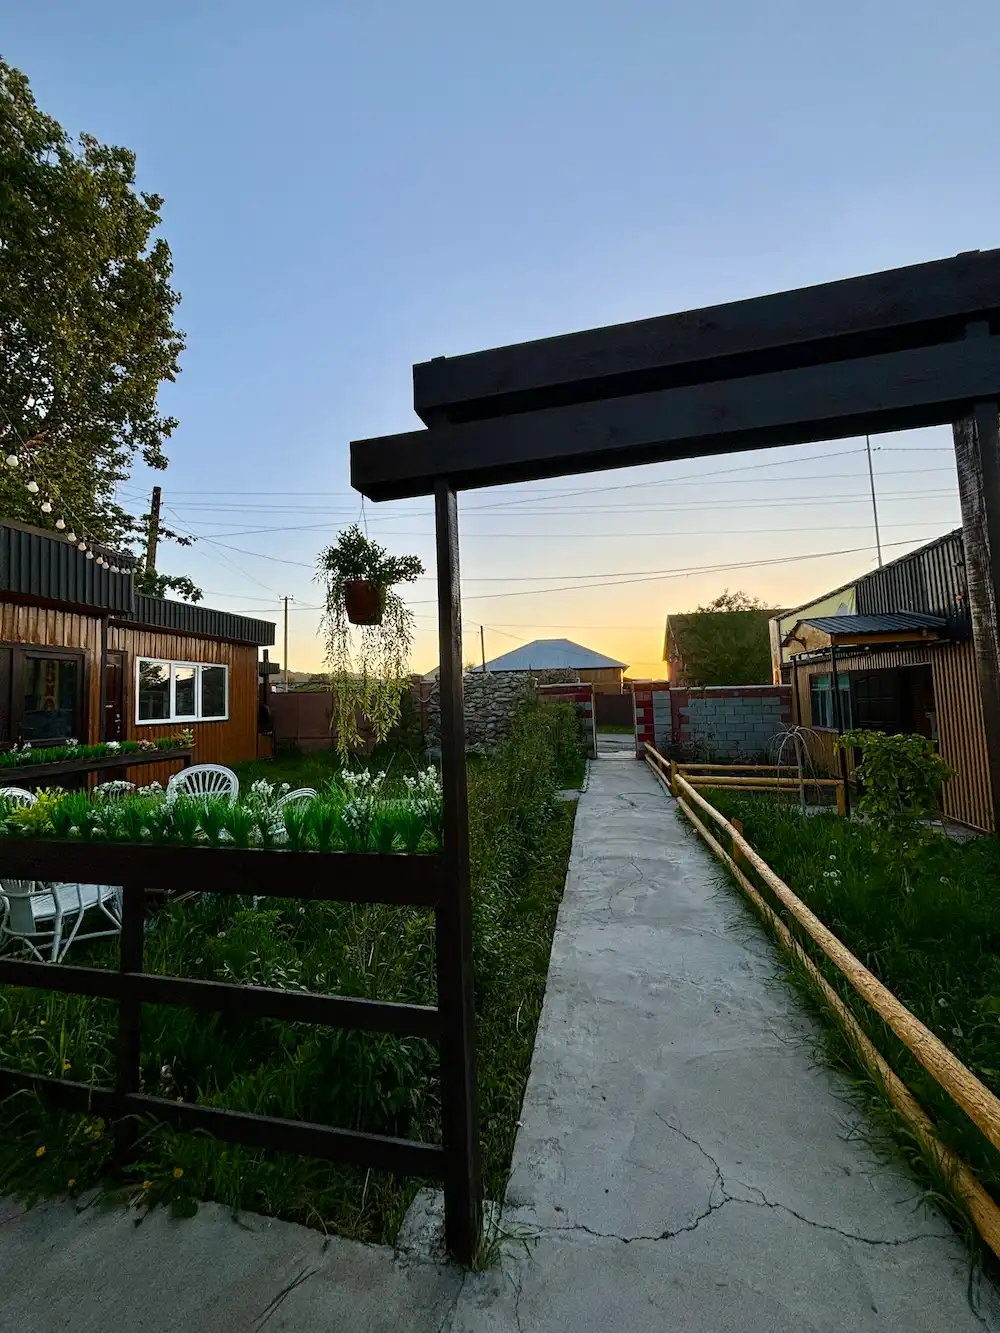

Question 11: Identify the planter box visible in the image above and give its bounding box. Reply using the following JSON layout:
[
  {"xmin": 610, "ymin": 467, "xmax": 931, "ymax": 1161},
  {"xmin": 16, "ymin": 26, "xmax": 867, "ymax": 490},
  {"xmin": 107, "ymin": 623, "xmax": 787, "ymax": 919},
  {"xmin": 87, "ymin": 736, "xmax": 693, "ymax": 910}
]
[{"xmin": 0, "ymin": 747, "xmax": 192, "ymax": 785}]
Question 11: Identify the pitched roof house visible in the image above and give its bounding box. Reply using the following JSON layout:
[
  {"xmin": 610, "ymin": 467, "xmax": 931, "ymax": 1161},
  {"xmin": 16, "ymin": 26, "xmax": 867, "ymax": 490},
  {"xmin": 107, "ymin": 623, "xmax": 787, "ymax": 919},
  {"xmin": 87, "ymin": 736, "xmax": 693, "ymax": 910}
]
[{"xmin": 470, "ymin": 638, "xmax": 628, "ymax": 693}]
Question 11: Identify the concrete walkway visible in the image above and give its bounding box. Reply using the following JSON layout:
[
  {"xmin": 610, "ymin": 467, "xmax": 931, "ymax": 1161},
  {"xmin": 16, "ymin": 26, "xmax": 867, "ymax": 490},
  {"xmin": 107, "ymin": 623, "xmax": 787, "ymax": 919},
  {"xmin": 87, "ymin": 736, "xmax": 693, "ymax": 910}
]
[
  {"xmin": 448, "ymin": 744, "xmax": 1000, "ymax": 1331},
  {"xmin": 2, "ymin": 745, "xmax": 997, "ymax": 1330}
]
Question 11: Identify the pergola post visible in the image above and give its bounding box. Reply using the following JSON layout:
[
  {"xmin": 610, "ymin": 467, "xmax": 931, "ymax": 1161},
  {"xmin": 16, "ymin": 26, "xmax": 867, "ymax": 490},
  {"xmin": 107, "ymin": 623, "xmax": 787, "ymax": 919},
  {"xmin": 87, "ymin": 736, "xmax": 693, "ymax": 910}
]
[
  {"xmin": 953, "ymin": 394, "xmax": 1000, "ymax": 835},
  {"xmin": 433, "ymin": 478, "xmax": 482, "ymax": 1264}
]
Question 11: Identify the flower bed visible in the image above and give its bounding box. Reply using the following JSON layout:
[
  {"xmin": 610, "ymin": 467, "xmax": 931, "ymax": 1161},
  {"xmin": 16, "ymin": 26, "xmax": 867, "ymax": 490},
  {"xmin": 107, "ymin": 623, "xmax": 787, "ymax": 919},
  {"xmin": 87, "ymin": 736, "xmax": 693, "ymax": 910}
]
[
  {"xmin": 0, "ymin": 733, "xmax": 194, "ymax": 771},
  {"xmin": 0, "ymin": 769, "xmax": 444, "ymax": 855}
]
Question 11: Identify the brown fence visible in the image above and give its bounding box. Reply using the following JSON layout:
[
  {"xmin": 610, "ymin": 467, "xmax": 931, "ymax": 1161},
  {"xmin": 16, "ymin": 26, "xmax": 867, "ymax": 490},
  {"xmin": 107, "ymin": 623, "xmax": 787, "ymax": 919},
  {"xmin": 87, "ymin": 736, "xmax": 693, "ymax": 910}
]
[
  {"xmin": 594, "ymin": 691, "xmax": 633, "ymax": 728},
  {"xmin": 0, "ymin": 837, "xmax": 479, "ymax": 1262},
  {"xmin": 268, "ymin": 691, "xmax": 375, "ymax": 754}
]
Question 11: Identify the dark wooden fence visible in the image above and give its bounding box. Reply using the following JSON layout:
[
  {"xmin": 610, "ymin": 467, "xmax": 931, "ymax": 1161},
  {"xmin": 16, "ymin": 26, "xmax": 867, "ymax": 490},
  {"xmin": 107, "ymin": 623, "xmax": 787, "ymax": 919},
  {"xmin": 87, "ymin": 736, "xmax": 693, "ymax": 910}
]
[
  {"xmin": 0, "ymin": 837, "xmax": 479, "ymax": 1261},
  {"xmin": 594, "ymin": 692, "xmax": 634, "ymax": 728}
]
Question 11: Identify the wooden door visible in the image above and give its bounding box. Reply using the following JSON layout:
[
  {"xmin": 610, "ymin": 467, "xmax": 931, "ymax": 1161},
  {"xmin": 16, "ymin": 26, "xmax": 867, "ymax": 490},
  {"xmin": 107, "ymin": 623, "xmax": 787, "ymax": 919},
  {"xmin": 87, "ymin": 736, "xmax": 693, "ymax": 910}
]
[{"xmin": 104, "ymin": 650, "xmax": 125, "ymax": 741}]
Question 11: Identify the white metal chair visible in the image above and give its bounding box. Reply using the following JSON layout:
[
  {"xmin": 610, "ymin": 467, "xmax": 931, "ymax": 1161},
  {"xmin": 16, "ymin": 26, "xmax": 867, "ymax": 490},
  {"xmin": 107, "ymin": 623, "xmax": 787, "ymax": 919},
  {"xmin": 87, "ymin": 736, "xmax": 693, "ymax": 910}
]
[
  {"xmin": 275, "ymin": 787, "xmax": 318, "ymax": 812},
  {"xmin": 0, "ymin": 879, "xmax": 122, "ymax": 962},
  {"xmin": 0, "ymin": 787, "xmax": 36, "ymax": 807},
  {"xmin": 166, "ymin": 764, "xmax": 239, "ymax": 803}
]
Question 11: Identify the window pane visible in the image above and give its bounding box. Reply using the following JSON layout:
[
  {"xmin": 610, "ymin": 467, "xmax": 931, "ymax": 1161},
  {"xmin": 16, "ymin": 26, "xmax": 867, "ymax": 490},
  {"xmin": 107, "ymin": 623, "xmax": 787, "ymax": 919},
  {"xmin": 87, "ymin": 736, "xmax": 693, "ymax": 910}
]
[
  {"xmin": 138, "ymin": 661, "xmax": 170, "ymax": 721},
  {"xmin": 173, "ymin": 666, "xmax": 197, "ymax": 719},
  {"xmin": 201, "ymin": 666, "xmax": 226, "ymax": 718},
  {"xmin": 23, "ymin": 657, "xmax": 78, "ymax": 740}
]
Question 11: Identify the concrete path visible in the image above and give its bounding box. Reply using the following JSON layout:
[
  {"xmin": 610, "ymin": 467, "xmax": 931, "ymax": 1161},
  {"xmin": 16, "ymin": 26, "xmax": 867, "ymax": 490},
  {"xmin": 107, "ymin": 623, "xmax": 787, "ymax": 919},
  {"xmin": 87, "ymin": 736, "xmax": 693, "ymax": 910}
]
[
  {"xmin": 2, "ymin": 744, "xmax": 997, "ymax": 1330},
  {"xmin": 448, "ymin": 744, "xmax": 1000, "ymax": 1331}
]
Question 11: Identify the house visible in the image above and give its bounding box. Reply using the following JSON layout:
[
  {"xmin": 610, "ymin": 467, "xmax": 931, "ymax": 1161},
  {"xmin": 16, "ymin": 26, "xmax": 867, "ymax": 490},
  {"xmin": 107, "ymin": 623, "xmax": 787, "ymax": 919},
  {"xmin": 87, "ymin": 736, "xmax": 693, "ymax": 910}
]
[
  {"xmin": 469, "ymin": 638, "xmax": 628, "ymax": 694},
  {"xmin": 664, "ymin": 609, "xmax": 778, "ymax": 686},
  {"xmin": 0, "ymin": 519, "xmax": 276, "ymax": 782},
  {"xmin": 773, "ymin": 529, "xmax": 991, "ymax": 831}
]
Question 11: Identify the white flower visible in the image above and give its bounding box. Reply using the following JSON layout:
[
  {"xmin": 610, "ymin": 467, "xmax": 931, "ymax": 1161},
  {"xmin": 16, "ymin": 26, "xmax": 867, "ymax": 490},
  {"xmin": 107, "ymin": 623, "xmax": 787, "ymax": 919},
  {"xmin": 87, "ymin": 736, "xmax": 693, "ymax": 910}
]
[
  {"xmin": 218, "ymin": 828, "xmax": 234, "ymax": 844},
  {"xmin": 280, "ymin": 783, "xmax": 290, "ymax": 794},
  {"xmin": 938, "ymin": 997, "xmax": 949, "ymax": 1008},
  {"xmin": 65, "ymin": 738, "xmax": 79, "ymax": 749},
  {"xmin": 68, "ymin": 826, "xmax": 80, "ymax": 837},
  {"xmin": 106, "ymin": 741, "xmax": 120, "ymax": 752}
]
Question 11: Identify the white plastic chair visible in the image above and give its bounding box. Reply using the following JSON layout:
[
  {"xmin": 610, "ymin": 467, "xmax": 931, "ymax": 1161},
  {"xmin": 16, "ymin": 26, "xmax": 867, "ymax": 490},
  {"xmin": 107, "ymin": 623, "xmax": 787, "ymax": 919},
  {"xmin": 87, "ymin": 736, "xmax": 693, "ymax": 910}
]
[
  {"xmin": 166, "ymin": 764, "xmax": 239, "ymax": 803},
  {"xmin": 275, "ymin": 787, "xmax": 318, "ymax": 812},
  {"xmin": 0, "ymin": 787, "xmax": 36, "ymax": 807},
  {"xmin": 0, "ymin": 879, "xmax": 122, "ymax": 962}
]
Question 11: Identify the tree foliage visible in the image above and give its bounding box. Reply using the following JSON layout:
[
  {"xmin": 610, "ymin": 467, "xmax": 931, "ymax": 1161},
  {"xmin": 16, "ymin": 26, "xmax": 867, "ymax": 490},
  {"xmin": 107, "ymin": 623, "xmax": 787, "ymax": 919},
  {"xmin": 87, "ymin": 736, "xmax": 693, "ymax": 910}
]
[
  {"xmin": 697, "ymin": 588, "xmax": 770, "ymax": 613},
  {"xmin": 670, "ymin": 594, "xmax": 777, "ymax": 687},
  {"xmin": 0, "ymin": 57, "xmax": 186, "ymax": 559}
]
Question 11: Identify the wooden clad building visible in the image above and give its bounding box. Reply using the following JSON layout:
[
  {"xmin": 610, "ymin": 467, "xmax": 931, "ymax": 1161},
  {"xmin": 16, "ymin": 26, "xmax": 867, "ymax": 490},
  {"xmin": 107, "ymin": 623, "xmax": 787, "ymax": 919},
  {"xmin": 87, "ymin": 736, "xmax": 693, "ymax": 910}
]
[
  {"xmin": 0, "ymin": 520, "xmax": 275, "ymax": 780},
  {"xmin": 774, "ymin": 530, "xmax": 992, "ymax": 831}
]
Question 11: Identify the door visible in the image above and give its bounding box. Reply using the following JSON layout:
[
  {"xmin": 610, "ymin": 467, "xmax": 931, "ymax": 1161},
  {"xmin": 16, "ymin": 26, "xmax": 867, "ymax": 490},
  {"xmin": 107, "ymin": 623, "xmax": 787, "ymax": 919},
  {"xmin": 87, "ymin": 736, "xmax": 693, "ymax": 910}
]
[{"xmin": 104, "ymin": 650, "xmax": 125, "ymax": 741}]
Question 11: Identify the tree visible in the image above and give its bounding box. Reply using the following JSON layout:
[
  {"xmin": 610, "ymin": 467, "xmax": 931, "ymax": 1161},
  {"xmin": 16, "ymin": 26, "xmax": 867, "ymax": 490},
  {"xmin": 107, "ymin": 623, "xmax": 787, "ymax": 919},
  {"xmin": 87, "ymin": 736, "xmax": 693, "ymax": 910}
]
[
  {"xmin": 0, "ymin": 57, "xmax": 189, "ymax": 575},
  {"xmin": 697, "ymin": 589, "xmax": 769, "ymax": 613}
]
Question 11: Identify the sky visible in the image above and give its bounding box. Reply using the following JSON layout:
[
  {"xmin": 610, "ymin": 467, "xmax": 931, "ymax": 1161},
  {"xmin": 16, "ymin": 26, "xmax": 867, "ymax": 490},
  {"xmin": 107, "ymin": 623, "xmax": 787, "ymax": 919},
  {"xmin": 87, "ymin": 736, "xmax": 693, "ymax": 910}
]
[{"xmin": 5, "ymin": 0, "xmax": 1000, "ymax": 676}]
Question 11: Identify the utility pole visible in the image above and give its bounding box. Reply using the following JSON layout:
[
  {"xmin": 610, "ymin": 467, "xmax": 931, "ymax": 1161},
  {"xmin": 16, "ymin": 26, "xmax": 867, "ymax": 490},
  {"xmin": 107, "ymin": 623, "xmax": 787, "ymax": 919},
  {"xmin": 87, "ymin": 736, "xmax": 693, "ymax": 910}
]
[
  {"xmin": 480, "ymin": 624, "xmax": 487, "ymax": 674},
  {"xmin": 282, "ymin": 595, "xmax": 293, "ymax": 691},
  {"xmin": 865, "ymin": 435, "xmax": 883, "ymax": 567},
  {"xmin": 146, "ymin": 485, "xmax": 162, "ymax": 571}
]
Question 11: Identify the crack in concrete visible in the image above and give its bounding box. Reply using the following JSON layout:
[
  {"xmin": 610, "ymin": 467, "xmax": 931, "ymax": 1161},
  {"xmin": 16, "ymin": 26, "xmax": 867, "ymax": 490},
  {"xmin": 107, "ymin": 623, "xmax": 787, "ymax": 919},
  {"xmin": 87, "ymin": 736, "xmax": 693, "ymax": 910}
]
[{"xmin": 434, "ymin": 1275, "xmax": 468, "ymax": 1333}]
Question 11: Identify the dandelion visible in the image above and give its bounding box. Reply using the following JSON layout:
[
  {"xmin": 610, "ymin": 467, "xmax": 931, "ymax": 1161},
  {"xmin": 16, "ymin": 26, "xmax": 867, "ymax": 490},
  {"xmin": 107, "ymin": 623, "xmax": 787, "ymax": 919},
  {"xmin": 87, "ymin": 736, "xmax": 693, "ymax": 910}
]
[
  {"xmin": 173, "ymin": 1166, "xmax": 184, "ymax": 1180},
  {"xmin": 143, "ymin": 1180, "xmax": 153, "ymax": 1191},
  {"xmin": 67, "ymin": 1178, "xmax": 76, "ymax": 1190},
  {"xmin": 36, "ymin": 1145, "xmax": 46, "ymax": 1158},
  {"xmin": 62, "ymin": 1060, "xmax": 71, "ymax": 1072}
]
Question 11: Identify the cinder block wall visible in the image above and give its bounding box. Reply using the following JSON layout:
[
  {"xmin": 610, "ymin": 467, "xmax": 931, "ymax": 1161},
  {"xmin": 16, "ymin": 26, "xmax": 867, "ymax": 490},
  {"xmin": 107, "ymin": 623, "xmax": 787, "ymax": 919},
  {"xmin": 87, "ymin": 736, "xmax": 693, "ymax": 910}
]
[{"xmin": 671, "ymin": 686, "xmax": 791, "ymax": 761}]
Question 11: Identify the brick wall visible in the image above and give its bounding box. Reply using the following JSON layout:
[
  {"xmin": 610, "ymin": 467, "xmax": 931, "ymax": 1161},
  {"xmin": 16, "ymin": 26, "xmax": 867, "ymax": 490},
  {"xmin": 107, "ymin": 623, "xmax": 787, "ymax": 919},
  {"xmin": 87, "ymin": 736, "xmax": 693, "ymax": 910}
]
[
  {"xmin": 631, "ymin": 681, "xmax": 671, "ymax": 758},
  {"xmin": 538, "ymin": 682, "xmax": 597, "ymax": 758}
]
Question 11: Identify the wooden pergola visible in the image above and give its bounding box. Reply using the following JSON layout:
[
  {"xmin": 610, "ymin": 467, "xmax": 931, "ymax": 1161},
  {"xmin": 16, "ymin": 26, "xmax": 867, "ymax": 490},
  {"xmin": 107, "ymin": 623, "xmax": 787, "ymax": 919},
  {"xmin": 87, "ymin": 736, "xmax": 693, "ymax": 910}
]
[{"xmin": 350, "ymin": 250, "xmax": 1000, "ymax": 1259}]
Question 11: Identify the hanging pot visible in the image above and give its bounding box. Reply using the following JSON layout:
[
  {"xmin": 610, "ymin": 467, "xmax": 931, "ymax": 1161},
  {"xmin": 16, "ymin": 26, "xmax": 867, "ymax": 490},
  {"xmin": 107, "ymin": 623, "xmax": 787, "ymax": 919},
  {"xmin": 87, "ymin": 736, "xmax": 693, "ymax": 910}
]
[{"xmin": 344, "ymin": 579, "xmax": 385, "ymax": 625}]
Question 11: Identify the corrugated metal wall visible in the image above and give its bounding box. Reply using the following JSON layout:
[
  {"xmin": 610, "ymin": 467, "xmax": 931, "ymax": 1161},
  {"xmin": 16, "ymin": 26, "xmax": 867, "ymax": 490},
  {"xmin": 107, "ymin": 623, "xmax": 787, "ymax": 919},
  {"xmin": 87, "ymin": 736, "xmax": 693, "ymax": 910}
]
[
  {"xmin": 109, "ymin": 625, "xmax": 260, "ymax": 783},
  {"xmin": 128, "ymin": 595, "xmax": 275, "ymax": 646},
  {"xmin": 856, "ymin": 529, "xmax": 969, "ymax": 639}
]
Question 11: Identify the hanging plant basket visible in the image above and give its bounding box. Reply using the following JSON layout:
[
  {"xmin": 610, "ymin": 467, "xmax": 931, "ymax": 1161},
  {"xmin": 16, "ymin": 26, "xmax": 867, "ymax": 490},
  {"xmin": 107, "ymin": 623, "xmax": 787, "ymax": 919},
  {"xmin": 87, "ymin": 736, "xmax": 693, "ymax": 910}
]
[{"xmin": 344, "ymin": 579, "xmax": 386, "ymax": 625}]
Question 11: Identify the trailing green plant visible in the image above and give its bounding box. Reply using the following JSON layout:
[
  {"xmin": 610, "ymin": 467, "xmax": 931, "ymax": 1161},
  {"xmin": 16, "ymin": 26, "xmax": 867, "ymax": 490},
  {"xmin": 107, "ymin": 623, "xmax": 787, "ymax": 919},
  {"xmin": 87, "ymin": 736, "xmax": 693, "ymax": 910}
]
[{"xmin": 316, "ymin": 525, "xmax": 423, "ymax": 760}]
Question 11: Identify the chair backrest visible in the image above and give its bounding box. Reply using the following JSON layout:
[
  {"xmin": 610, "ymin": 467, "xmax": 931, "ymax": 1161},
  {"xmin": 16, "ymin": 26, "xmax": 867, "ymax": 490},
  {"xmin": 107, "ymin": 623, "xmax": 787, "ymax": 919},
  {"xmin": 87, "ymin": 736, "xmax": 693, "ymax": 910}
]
[
  {"xmin": 0, "ymin": 788, "xmax": 35, "ymax": 808},
  {"xmin": 166, "ymin": 764, "xmax": 239, "ymax": 802},
  {"xmin": 1, "ymin": 879, "xmax": 42, "ymax": 935},
  {"xmin": 275, "ymin": 787, "xmax": 318, "ymax": 812}
]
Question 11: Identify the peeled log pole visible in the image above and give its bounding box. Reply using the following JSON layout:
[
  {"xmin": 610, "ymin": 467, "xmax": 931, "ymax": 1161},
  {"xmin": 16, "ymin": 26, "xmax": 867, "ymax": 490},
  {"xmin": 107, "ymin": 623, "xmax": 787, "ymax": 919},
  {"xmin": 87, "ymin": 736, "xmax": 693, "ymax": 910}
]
[
  {"xmin": 675, "ymin": 791, "xmax": 1000, "ymax": 1259},
  {"xmin": 675, "ymin": 773, "xmax": 1000, "ymax": 1157}
]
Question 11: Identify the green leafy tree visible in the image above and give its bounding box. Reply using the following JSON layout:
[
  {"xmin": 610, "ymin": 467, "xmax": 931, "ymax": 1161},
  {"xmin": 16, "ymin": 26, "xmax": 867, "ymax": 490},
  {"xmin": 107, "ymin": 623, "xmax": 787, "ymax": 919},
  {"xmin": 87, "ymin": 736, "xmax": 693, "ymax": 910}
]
[
  {"xmin": 670, "ymin": 591, "xmax": 777, "ymax": 686},
  {"xmin": 697, "ymin": 589, "xmax": 769, "ymax": 613},
  {"xmin": 0, "ymin": 56, "xmax": 188, "ymax": 571}
]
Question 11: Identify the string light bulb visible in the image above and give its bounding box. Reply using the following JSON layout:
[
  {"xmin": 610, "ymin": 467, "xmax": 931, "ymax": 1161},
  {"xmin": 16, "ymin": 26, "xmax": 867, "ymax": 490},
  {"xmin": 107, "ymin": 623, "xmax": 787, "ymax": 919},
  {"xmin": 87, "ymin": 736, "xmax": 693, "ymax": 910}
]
[
  {"xmin": 85, "ymin": 550, "xmax": 95, "ymax": 561},
  {"xmin": 26, "ymin": 480, "xmax": 38, "ymax": 494},
  {"xmin": 5, "ymin": 455, "xmax": 19, "ymax": 469},
  {"xmin": 41, "ymin": 501, "xmax": 52, "ymax": 514},
  {"xmin": 78, "ymin": 541, "xmax": 87, "ymax": 552},
  {"xmin": 55, "ymin": 518, "xmax": 65, "ymax": 530}
]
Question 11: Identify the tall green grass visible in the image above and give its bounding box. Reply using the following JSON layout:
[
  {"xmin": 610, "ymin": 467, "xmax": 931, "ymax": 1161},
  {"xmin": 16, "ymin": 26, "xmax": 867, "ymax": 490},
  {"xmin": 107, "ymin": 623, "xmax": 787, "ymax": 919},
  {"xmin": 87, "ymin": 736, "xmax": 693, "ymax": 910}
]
[
  {"xmin": 705, "ymin": 791, "xmax": 1000, "ymax": 1233},
  {"xmin": 0, "ymin": 703, "xmax": 583, "ymax": 1240}
]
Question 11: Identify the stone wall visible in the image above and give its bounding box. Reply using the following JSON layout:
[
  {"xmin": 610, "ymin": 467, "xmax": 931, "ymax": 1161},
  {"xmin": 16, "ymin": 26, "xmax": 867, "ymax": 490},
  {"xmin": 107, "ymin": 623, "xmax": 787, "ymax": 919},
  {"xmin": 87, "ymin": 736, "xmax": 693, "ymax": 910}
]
[{"xmin": 421, "ymin": 671, "xmax": 538, "ymax": 753}]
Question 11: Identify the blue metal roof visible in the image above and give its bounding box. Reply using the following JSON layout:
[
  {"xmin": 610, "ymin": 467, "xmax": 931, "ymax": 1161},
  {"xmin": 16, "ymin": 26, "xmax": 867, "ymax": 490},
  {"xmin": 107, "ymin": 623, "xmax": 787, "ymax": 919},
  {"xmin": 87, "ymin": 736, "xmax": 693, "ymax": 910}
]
[
  {"xmin": 471, "ymin": 638, "xmax": 628, "ymax": 672},
  {"xmin": 803, "ymin": 612, "xmax": 946, "ymax": 636}
]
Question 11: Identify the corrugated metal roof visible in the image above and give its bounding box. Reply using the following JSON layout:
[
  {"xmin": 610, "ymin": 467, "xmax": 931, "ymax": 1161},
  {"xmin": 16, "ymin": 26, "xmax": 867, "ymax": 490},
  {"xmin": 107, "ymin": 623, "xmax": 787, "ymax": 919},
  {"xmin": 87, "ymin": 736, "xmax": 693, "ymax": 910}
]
[
  {"xmin": 803, "ymin": 612, "xmax": 946, "ymax": 635},
  {"xmin": 471, "ymin": 638, "xmax": 627, "ymax": 672},
  {"xmin": 125, "ymin": 594, "xmax": 276, "ymax": 646},
  {"xmin": 0, "ymin": 520, "xmax": 134, "ymax": 613}
]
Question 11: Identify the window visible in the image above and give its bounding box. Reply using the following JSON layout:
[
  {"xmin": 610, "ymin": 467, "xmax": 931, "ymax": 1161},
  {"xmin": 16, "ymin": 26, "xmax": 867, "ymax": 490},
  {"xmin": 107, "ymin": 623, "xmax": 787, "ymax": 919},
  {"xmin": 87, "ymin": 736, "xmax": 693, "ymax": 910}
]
[
  {"xmin": 136, "ymin": 660, "xmax": 229, "ymax": 723},
  {"xmin": 809, "ymin": 673, "xmax": 852, "ymax": 730}
]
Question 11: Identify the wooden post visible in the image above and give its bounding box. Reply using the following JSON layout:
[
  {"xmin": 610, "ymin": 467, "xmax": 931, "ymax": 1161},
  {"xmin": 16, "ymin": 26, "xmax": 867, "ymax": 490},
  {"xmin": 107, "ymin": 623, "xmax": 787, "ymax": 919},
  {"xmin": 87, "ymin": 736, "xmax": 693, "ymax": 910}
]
[
  {"xmin": 145, "ymin": 485, "xmax": 161, "ymax": 571},
  {"xmin": 836, "ymin": 782, "xmax": 847, "ymax": 818},
  {"xmin": 669, "ymin": 758, "xmax": 678, "ymax": 796},
  {"xmin": 953, "ymin": 379, "xmax": 1000, "ymax": 835},
  {"xmin": 830, "ymin": 643, "xmax": 851, "ymax": 817},
  {"xmin": 434, "ymin": 478, "xmax": 482, "ymax": 1265},
  {"xmin": 114, "ymin": 880, "xmax": 144, "ymax": 1166}
]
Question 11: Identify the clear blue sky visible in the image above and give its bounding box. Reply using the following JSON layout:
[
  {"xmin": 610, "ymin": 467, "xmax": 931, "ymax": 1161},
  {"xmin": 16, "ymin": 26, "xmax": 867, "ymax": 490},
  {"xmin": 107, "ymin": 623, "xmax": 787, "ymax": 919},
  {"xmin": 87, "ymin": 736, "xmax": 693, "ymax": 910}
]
[{"xmin": 6, "ymin": 1, "xmax": 1000, "ymax": 673}]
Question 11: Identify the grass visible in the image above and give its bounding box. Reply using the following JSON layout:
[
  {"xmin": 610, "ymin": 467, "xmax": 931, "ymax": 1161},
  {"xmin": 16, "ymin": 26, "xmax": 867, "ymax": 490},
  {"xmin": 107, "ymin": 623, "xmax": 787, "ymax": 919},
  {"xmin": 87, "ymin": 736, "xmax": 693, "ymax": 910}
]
[
  {"xmin": 596, "ymin": 724, "xmax": 633, "ymax": 735},
  {"xmin": 703, "ymin": 789, "xmax": 1000, "ymax": 1237},
  {"xmin": 0, "ymin": 703, "xmax": 582, "ymax": 1242}
]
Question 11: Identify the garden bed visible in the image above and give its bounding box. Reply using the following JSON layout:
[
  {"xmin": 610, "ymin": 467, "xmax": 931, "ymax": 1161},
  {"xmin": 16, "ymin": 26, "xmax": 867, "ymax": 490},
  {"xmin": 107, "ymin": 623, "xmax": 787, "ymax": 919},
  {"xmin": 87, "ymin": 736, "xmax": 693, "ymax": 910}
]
[
  {"xmin": 703, "ymin": 789, "xmax": 1000, "ymax": 1229},
  {"xmin": 0, "ymin": 703, "xmax": 582, "ymax": 1242}
]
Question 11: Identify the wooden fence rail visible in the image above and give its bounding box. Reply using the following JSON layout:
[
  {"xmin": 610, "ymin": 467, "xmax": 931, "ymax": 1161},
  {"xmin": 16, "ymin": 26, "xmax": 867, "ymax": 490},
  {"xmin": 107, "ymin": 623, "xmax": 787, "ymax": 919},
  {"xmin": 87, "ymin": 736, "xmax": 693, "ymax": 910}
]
[
  {"xmin": 643, "ymin": 741, "xmax": 1000, "ymax": 1257},
  {"xmin": 0, "ymin": 839, "xmax": 477, "ymax": 1258}
]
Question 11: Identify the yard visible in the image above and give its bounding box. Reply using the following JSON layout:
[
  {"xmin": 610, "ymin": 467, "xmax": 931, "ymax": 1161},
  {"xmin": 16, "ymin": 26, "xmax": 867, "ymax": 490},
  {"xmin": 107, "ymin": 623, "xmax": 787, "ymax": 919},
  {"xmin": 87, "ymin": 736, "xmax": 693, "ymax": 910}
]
[
  {"xmin": 0, "ymin": 704, "xmax": 584, "ymax": 1243},
  {"xmin": 705, "ymin": 788, "xmax": 1000, "ymax": 1228}
]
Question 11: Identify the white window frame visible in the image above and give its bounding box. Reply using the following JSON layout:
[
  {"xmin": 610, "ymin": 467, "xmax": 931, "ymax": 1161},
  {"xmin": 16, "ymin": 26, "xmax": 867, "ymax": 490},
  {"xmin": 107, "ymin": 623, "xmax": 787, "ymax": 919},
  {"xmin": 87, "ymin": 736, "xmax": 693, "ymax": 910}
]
[{"xmin": 135, "ymin": 659, "xmax": 229, "ymax": 725}]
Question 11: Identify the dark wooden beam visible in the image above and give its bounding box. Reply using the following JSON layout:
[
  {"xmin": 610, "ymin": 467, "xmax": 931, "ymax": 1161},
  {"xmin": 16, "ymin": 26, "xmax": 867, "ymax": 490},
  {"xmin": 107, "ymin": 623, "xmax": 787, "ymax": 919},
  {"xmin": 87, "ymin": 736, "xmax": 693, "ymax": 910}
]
[
  {"xmin": 354, "ymin": 335, "xmax": 1000, "ymax": 501},
  {"xmin": 413, "ymin": 250, "xmax": 1000, "ymax": 423},
  {"xmin": 953, "ymin": 378, "xmax": 1000, "ymax": 833},
  {"xmin": 434, "ymin": 479, "xmax": 482, "ymax": 1265}
]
